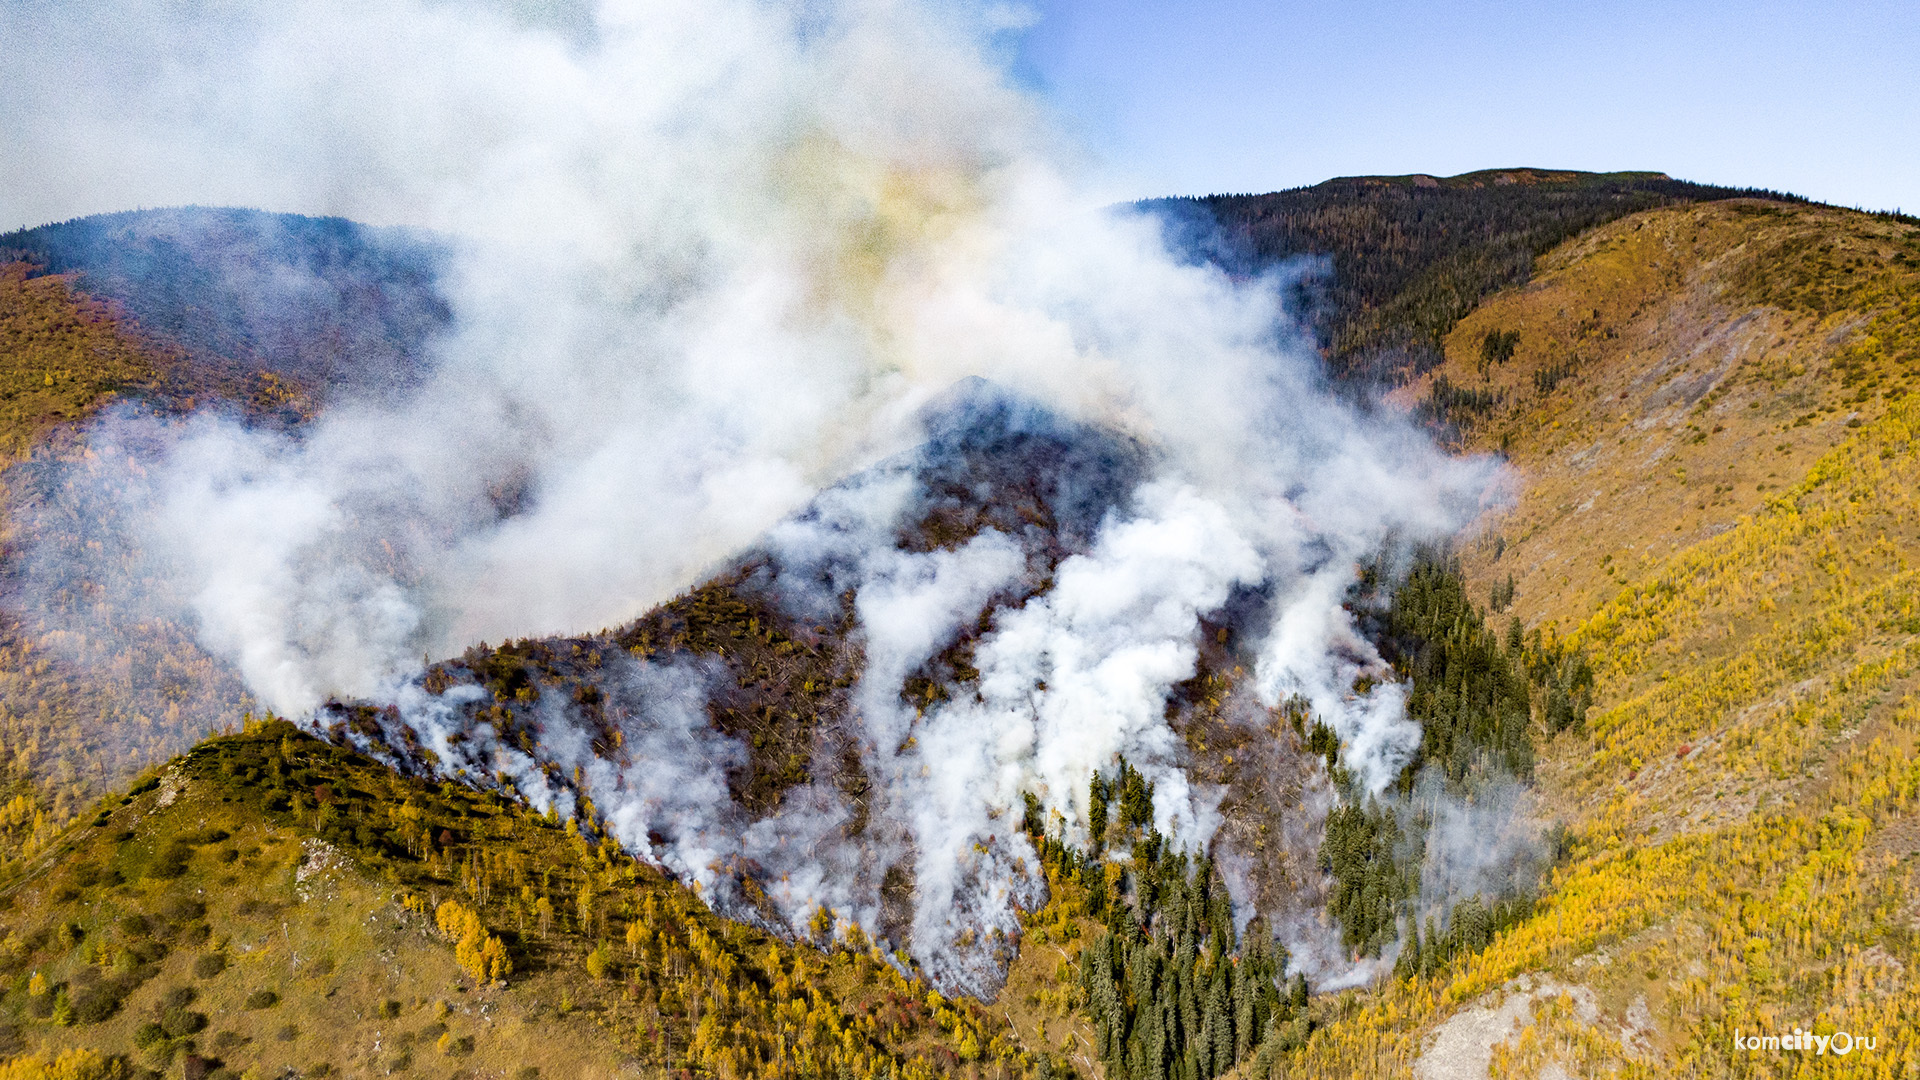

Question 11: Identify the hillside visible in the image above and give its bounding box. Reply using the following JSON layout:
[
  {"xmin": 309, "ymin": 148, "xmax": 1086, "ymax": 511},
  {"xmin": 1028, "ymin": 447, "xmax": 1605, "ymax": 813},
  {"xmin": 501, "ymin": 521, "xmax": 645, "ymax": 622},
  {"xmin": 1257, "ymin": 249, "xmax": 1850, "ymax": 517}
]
[
  {"xmin": 0, "ymin": 207, "xmax": 447, "ymax": 866},
  {"xmin": 2, "ymin": 187, "xmax": 1919, "ymax": 1080},
  {"xmin": 0, "ymin": 721, "xmax": 1027, "ymax": 1080},
  {"xmin": 1286, "ymin": 200, "xmax": 1920, "ymax": 1074},
  {"xmin": 0, "ymin": 262, "xmax": 302, "ymax": 456},
  {"xmin": 0, "ymin": 264, "xmax": 267, "ymax": 864},
  {"xmin": 1143, "ymin": 169, "xmax": 1801, "ymax": 386},
  {"xmin": 0, "ymin": 208, "xmax": 450, "ymax": 405},
  {"xmin": 1417, "ymin": 199, "xmax": 1920, "ymax": 632}
]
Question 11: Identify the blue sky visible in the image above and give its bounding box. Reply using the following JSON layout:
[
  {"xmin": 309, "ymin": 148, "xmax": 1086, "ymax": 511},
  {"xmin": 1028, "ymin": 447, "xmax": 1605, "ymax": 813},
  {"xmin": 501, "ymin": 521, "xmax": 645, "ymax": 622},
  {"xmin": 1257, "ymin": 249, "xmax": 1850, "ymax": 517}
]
[{"xmin": 1013, "ymin": 0, "xmax": 1919, "ymax": 211}]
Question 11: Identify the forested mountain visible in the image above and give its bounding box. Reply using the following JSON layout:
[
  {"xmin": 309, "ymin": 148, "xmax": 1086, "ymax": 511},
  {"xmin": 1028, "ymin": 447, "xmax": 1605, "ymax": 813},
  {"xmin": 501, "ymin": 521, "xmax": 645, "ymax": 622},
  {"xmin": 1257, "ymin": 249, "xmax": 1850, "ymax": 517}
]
[
  {"xmin": 3, "ymin": 178, "xmax": 1919, "ymax": 1080},
  {"xmin": 1294, "ymin": 198, "xmax": 1920, "ymax": 1074},
  {"xmin": 1142, "ymin": 168, "xmax": 1803, "ymax": 385},
  {"xmin": 1, "ymin": 208, "xmax": 450, "ymax": 409}
]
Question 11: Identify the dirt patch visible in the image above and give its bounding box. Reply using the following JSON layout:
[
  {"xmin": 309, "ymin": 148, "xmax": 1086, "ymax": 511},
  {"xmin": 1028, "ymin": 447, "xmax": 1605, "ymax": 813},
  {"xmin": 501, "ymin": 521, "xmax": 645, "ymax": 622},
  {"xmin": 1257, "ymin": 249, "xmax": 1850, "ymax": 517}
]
[{"xmin": 1413, "ymin": 977, "xmax": 1595, "ymax": 1080}]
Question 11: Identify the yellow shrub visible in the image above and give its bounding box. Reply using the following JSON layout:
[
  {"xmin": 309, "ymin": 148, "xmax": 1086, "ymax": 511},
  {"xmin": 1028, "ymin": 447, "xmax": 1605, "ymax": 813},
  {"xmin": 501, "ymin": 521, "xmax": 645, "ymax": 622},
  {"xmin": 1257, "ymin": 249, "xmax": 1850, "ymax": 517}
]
[{"xmin": 0, "ymin": 1048, "xmax": 126, "ymax": 1080}]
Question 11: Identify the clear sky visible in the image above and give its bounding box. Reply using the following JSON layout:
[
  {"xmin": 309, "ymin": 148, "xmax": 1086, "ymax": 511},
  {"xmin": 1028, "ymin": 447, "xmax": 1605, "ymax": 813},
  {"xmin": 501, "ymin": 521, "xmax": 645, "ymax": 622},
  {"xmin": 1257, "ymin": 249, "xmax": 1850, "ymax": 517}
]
[
  {"xmin": 1014, "ymin": 0, "xmax": 1919, "ymax": 211},
  {"xmin": 3, "ymin": 0, "xmax": 1914, "ymax": 229}
]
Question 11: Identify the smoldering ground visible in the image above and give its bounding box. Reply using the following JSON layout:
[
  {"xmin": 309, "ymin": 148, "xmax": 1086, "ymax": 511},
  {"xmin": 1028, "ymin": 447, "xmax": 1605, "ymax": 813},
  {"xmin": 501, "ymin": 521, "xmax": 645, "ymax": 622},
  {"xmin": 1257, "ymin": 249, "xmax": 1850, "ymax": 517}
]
[{"xmin": 4, "ymin": 0, "xmax": 1529, "ymax": 992}]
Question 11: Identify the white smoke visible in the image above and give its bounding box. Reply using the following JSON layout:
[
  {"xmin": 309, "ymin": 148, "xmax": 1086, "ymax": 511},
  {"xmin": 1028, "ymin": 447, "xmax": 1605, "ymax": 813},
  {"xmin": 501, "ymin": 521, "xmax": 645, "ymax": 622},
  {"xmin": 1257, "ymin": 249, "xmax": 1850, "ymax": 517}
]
[
  {"xmin": 1407, "ymin": 771, "xmax": 1546, "ymax": 922},
  {"xmin": 1256, "ymin": 566, "xmax": 1422, "ymax": 796},
  {"xmin": 4, "ymin": 0, "xmax": 1505, "ymax": 990},
  {"xmin": 864, "ymin": 481, "xmax": 1262, "ymax": 990},
  {"xmin": 942, "ymin": 481, "xmax": 1259, "ymax": 846}
]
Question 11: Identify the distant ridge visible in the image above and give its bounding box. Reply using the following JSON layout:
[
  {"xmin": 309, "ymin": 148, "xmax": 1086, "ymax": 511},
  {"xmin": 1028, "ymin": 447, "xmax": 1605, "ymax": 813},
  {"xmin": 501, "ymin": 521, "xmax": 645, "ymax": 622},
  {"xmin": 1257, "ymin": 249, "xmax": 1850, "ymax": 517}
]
[
  {"xmin": 1302, "ymin": 167, "xmax": 1673, "ymax": 192},
  {"xmin": 1139, "ymin": 168, "xmax": 1807, "ymax": 386},
  {"xmin": 1, "ymin": 206, "xmax": 451, "ymax": 401}
]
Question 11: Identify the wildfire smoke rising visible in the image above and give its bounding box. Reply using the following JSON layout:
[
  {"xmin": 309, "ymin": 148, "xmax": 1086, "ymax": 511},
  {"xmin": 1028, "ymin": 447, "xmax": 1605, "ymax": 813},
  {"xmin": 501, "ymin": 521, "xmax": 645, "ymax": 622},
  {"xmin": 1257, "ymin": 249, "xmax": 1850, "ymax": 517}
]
[{"xmin": 6, "ymin": 0, "xmax": 1496, "ymax": 990}]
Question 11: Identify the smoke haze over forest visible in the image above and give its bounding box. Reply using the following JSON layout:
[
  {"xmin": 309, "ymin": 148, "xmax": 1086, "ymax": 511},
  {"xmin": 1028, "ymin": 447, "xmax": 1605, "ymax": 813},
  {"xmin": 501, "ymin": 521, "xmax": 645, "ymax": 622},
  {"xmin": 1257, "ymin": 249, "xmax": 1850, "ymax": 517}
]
[{"xmin": 2, "ymin": 0, "xmax": 1508, "ymax": 991}]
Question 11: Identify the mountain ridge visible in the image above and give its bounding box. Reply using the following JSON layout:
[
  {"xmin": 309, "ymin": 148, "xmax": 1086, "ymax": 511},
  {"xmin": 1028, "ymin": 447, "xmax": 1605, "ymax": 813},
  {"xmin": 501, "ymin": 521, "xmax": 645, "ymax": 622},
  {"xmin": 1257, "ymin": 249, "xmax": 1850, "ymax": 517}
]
[{"xmin": 1142, "ymin": 168, "xmax": 1805, "ymax": 388}]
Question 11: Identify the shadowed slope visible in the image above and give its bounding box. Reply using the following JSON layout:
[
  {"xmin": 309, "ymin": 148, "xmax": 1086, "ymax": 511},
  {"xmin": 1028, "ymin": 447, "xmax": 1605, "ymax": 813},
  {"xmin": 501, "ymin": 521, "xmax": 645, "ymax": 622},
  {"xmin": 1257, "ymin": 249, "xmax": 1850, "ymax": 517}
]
[{"xmin": 2, "ymin": 207, "xmax": 451, "ymax": 405}]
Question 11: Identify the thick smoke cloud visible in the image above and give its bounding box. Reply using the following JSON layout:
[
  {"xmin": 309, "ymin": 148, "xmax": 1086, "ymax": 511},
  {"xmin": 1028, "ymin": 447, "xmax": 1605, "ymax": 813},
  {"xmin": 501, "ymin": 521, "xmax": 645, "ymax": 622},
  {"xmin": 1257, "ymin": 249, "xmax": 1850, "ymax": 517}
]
[{"xmin": 5, "ymin": 0, "xmax": 1506, "ymax": 989}]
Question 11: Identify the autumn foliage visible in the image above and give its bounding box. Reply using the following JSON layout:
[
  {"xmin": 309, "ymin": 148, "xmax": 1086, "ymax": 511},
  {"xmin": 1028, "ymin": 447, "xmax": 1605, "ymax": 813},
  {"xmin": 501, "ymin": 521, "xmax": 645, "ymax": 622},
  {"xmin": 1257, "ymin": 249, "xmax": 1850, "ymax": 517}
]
[{"xmin": 436, "ymin": 899, "xmax": 511, "ymax": 983}]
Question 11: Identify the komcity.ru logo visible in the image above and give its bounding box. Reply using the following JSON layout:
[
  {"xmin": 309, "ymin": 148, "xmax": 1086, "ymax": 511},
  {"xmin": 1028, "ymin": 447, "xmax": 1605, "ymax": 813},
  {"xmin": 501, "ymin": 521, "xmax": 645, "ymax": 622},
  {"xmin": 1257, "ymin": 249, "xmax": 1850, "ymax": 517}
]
[{"xmin": 1734, "ymin": 1029, "xmax": 1876, "ymax": 1055}]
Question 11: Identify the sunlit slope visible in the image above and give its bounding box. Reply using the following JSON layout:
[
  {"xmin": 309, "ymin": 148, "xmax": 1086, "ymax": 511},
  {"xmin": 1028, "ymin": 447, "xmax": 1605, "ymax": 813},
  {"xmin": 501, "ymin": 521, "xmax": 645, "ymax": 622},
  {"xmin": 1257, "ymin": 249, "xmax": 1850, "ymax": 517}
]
[
  {"xmin": 2, "ymin": 207, "xmax": 449, "ymax": 405},
  {"xmin": 1284, "ymin": 204, "xmax": 1920, "ymax": 1073},
  {"xmin": 0, "ymin": 264, "xmax": 164, "ymax": 460},
  {"xmin": 0, "ymin": 260, "xmax": 311, "ymax": 448},
  {"xmin": 0, "ymin": 722, "xmax": 1036, "ymax": 1080},
  {"xmin": 1411, "ymin": 199, "xmax": 1920, "ymax": 630},
  {"xmin": 2, "ymin": 265, "xmax": 180, "ymax": 457}
]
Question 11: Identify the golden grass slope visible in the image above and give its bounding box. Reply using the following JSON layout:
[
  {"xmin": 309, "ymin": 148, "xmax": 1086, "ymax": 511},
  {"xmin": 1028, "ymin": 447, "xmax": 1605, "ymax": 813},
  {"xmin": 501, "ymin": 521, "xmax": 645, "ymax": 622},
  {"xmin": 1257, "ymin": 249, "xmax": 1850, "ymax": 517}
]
[
  {"xmin": 0, "ymin": 721, "xmax": 1041, "ymax": 1080},
  {"xmin": 1408, "ymin": 200, "xmax": 1920, "ymax": 632},
  {"xmin": 0, "ymin": 263, "xmax": 307, "ymax": 458},
  {"xmin": 1283, "ymin": 202, "xmax": 1920, "ymax": 1076},
  {"xmin": 0, "ymin": 265, "xmax": 160, "ymax": 462}
]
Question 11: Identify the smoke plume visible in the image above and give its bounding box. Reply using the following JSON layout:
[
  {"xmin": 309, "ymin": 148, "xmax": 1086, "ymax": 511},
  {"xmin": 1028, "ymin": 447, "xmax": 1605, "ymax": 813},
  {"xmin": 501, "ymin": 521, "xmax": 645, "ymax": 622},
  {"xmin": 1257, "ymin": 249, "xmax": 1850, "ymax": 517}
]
[{"xmin": 5, "ymin": 0, "xmax": 1505, "ymax": 990}]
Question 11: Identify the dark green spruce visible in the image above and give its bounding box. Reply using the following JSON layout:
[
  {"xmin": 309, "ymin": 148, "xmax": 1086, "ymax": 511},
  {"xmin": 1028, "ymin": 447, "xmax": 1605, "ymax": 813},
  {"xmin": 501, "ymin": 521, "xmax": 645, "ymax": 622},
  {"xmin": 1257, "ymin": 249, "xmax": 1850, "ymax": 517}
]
[
  {"xmin": 1026, "ymin": 760, "xmax": 1309, "ymax": 1080},
  {"xmin": 1314, "ymin": 556, "xmax": 1591, "ymax": 963}
]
